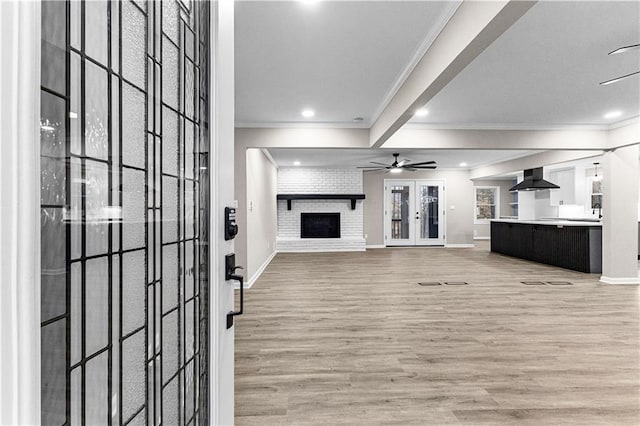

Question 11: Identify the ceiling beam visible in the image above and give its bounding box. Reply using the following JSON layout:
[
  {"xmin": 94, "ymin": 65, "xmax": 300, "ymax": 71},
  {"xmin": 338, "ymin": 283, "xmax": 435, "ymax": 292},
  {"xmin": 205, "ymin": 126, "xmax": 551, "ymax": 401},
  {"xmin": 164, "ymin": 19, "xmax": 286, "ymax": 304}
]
[
  {"xmin": 382, "ymin": 128, "xmax": 609, "ymax": 150},
  {"xmin": 369, "ymin": 0, "xmax": 537, "ymax": 148},
  {"xmin": 235, "ymin": 128, "xmax": 370, "ymax": 149}
]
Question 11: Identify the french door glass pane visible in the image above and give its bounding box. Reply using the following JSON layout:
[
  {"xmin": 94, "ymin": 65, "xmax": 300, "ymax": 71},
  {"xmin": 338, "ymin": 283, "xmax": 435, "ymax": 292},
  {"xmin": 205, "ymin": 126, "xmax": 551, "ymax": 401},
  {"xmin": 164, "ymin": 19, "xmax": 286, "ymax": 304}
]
[
  {"xmin": 419, "ymin": 185, "xmax": 439, "ymax": 239},
  {"xmin": 390, "ymin": 185, "xmax": 410, "ymax": 239}
]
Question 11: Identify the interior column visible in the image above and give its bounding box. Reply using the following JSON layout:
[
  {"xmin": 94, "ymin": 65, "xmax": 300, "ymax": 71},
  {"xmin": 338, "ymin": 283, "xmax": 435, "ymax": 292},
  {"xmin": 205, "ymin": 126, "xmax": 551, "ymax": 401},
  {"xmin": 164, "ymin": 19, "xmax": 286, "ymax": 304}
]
[{"xmin": 601, "ymin": 144, "xmax": 640, "ymax": 284}]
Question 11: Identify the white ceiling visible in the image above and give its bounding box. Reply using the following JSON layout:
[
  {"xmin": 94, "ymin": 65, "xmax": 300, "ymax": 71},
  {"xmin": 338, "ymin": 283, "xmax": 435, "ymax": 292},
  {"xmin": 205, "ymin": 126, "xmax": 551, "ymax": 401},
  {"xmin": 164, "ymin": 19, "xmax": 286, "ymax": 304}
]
[
  {"xmin": 235, "ymin": 0, "xmax": 459, "ymax": 126},
  {"xmin": 237, "ymin": 1, "xmax": 639, "ymax": 171},
  {"xmin": 266, "ymin": 148, "xmax": 539, "ymax": 169},
  {"xmin": 236, "ymin": 1, "xmax": 639, "ymax": 129},
  {"xmin": 410, "ymin": 0, "xmax": 640, "ymax": 128}
]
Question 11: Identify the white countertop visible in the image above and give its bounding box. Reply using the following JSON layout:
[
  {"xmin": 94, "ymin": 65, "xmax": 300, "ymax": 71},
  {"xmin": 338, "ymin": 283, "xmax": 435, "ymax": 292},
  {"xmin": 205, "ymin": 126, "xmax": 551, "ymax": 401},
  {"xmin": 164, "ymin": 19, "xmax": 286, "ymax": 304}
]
[{"xmin": 491, "ymin": 219, "xmax": 602, "ymax": 227}]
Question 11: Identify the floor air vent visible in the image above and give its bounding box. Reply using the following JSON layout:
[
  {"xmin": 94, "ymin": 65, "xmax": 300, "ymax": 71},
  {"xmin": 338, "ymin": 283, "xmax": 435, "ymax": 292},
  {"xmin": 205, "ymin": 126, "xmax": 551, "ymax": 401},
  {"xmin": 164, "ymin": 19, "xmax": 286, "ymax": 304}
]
[
  {"xmin": 418, "ymin": 282, "xmax": 441, "ymax": 286},
  {"xmin": 444, "ymin": 281, "xmax": 468, "ymax": 285},
  {"xmin": 547, "ymin": 281, "xmax": 573, "ymax": 285},
  {"xmin": 521, "ymin": 281, "xmax": 546, "ymax": 285}
]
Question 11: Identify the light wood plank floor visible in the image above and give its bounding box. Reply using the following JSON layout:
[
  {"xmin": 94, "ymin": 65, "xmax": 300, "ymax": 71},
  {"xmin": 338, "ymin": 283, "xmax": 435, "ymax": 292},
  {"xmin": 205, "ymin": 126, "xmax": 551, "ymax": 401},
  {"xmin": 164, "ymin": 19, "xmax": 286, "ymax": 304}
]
[{"xmin": 235, "ymin": 243, "xmax": 640, "ymax": 425}]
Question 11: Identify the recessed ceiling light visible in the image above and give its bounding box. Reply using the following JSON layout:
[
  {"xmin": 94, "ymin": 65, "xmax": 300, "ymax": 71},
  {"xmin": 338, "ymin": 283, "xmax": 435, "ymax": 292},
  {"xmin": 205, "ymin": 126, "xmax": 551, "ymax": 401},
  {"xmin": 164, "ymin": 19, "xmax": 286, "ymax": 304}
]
[
  {"xmin": 390, "ymin": 168, "xmax": 402, "ymax": 174},
  {"xmin": 603, "ymin": 110, "xmax": 622, "ymax": 119},
  {"xmin": 301, "ymin": 109, "xmax": 315, "ymax": 118},
  {"xmin": 459, "ymin": 162, "xmax": 468, "ymax": 167},
  {"xmin": 352, "ymin": 117, "xmax": 364, "ymax": 122},
  {"xmin": 293, "ymin": 161, "xmax": 301, "ymax": 166},
  {"xmin": 414, "ymin": 109, "xmax": 428, "ymax": 117}
]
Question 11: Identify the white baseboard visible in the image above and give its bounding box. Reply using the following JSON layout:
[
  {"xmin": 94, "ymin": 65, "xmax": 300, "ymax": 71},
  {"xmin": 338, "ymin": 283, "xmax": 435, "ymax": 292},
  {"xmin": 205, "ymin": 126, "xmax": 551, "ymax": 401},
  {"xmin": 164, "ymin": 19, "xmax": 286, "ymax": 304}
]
[
  {"xmin": 246, "ymin": 250, "xmax": 277, "ymax": 288},
  {"xmin": 599, "ymin": 275, "xmax": 640, "ymax": 285},
  {"xmin": 474, "ymin": 237, "xmax": 490, "ymax": 240},
  {"xmin": 445, "ymin": 244, "xmax": 475, "ymax": 248},
  {"xmin": 365, "ymin": 244, "xmax": 385, "ymax": 249}
]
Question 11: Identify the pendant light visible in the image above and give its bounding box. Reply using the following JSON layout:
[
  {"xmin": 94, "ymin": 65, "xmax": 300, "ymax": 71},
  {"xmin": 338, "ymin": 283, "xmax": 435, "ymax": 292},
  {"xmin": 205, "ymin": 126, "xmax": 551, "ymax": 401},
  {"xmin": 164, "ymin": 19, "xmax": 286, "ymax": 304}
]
[{"xmin": 593, "ymin": 162, "xmax": 602, "ymax": 181}]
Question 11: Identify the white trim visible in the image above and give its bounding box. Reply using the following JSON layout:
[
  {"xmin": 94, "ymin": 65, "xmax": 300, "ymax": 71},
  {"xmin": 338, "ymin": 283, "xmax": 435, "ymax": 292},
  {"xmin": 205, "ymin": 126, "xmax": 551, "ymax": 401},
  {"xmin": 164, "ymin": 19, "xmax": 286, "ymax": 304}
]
[
  {"xmin": 599, "ymin": 276, "xmax": 640, "ymax": 285},
  {"xmin": 260, "ymin": 148, "xmax": 279, "ymax": 169},
  {"xmin": 0, "ymin": 1, "xmax": 41, "ymax": 424},
  {"xmin": 246, "ymin": 250, "xmax": 277, "ymax": 288},
  {"xmin": 445, "ymin": 244, "xmax": 475, "ymax": 248},
  {"xmin": 235, "ymin": 121, "xmax": 369, "ymax": 129},
  {"xmin": 473, "ymin": 237, "xmax": 490, "ymax": 240},
  {"xmin": 403, "ymin": 122, "xmax": 612, "ymax": 131},
  {"xmin": 608, "ymin": 115, "xmax": 640, "ymax": 130},
  {"xmin": 366, "ymin": 244, "xmax": 385, "ymax": 249}
]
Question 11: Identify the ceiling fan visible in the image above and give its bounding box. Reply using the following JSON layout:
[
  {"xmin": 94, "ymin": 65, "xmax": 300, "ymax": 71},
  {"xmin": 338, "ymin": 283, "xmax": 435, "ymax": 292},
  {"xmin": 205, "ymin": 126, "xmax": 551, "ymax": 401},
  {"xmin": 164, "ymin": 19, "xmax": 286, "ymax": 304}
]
[
  {"xmin": 600, "ymin": 43, "xmax": 640, "ymax": 86},
  {"xmin": 357, "ymin": 152, "xmax": 437, "ymax": 173}
]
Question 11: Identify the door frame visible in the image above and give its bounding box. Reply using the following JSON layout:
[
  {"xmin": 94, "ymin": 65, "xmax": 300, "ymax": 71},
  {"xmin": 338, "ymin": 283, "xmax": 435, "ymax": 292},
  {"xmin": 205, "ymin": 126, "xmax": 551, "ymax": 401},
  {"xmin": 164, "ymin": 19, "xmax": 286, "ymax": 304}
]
[{"xmin": 383, "ymin": 179, "xmax": 446, "ymax": 247}]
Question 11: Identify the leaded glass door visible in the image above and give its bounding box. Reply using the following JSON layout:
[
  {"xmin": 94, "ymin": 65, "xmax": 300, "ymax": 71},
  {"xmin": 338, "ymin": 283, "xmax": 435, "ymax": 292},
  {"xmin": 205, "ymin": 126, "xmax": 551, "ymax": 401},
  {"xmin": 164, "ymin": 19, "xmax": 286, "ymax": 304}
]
[{"xmin": 39, "ymin": 1, "xmax": 211, "ymax": 424}]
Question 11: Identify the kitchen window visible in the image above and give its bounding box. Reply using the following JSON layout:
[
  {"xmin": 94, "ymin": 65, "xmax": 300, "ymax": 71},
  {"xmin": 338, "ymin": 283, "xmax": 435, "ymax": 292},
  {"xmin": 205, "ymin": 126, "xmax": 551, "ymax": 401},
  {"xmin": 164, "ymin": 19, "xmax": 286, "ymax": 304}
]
[{"xmin": 474, "ymin": 186, "xmax": 500, "ymax": 224}]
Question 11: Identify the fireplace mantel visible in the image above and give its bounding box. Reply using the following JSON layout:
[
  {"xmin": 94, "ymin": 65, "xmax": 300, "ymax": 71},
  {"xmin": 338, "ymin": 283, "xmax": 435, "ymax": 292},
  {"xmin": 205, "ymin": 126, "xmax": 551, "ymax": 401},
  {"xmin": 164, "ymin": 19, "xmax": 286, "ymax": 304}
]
[{"xmin": 277, "ymin": 193, "xmax": 366, "ymax": 210}]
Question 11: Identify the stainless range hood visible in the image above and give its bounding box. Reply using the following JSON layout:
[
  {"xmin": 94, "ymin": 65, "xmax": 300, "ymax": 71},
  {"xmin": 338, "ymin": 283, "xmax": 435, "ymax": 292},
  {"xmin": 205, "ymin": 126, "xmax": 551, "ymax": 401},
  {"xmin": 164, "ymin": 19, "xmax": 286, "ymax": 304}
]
[{"xmin": 509, "ymin": 167, "xmax": 560, "ymax": 191}]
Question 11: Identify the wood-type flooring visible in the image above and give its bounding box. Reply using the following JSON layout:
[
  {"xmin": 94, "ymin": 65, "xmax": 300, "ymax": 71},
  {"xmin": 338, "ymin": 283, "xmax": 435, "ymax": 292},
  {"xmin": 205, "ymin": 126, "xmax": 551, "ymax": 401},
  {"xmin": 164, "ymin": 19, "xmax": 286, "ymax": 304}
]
[{"xmin": 235, "ymin": 244, "xmax": 639, "ymax": 425}]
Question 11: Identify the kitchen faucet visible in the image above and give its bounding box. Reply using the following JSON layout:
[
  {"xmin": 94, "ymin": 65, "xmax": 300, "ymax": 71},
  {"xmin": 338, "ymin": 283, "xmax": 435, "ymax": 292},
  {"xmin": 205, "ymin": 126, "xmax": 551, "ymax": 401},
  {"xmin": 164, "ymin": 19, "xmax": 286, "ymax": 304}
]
[{"xmin": 592, "ymin": 203, "xmax": 603, "ymax": 219}]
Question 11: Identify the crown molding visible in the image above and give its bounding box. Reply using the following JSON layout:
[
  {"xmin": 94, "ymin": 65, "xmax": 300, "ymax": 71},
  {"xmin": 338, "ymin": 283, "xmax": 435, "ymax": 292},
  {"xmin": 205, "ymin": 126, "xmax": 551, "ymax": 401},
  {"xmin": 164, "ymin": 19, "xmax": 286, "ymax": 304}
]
[
  {"xmin": 607, "ymin": 115, "xmax": 640, "ymax": 130},
  {"xmin": 235, "ymin": 121, "xmax": 369, "ymax": 129},
  {"xmin": 403, "ymin": 122, "xmax": 611, "ymax": 131}
]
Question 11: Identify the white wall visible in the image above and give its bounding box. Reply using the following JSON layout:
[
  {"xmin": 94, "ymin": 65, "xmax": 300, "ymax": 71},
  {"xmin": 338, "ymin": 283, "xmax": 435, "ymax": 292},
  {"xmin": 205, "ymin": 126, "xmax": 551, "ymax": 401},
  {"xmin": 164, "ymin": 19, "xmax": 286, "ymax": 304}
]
[
  {"xmin": 363, "ymin": 169, "xmax": 473, "ymax": 246},
  {"xmin": 246, "ymin": 149, "xmax": 277, "ymax": 282}
]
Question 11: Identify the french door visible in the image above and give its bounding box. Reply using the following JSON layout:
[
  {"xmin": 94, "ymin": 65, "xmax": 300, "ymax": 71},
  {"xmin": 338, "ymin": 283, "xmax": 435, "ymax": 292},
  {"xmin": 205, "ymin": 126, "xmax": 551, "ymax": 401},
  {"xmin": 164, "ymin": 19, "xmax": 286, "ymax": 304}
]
[
  {"xmin": 39, "ymin": 1, "xmax": 211, "ymax": 424},
  {"xmin": 385, "ymin": 180, "xmax": 445, "ymax": 246}
]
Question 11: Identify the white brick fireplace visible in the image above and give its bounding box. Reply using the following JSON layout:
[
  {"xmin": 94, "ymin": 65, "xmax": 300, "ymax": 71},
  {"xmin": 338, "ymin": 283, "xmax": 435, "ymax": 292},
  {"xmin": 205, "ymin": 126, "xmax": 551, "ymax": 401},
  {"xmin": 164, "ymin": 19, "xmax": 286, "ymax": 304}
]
[{"xmin": 276, "ymin": 168, "xmax": 366, "ymax": 252}]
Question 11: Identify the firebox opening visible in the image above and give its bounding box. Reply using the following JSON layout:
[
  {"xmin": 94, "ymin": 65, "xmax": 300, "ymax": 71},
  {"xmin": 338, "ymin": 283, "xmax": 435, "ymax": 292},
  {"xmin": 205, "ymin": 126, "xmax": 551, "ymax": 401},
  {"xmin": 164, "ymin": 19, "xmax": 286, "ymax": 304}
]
[{"xmin": 301, "ymin": 213, "xmax": 341, "ymax": 238}]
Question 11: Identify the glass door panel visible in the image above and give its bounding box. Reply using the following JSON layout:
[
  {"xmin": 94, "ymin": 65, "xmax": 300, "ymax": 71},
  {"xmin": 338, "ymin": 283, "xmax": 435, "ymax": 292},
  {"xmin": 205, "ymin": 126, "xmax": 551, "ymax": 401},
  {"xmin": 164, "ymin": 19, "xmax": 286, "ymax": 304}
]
[
  {"xmin": 40, "ymin": 1, "xmax": 211, "ymax": 424},
  {"xmin": 385, "ymin": 181, "xmax": 415, "ymax": 245},
  {"xmin": 391, "ymin": 185, "xmax": 410, "ymax": 240},
  {"xmin": 416, "ymin": 181, "xmax": 444, "ymax": 245}
]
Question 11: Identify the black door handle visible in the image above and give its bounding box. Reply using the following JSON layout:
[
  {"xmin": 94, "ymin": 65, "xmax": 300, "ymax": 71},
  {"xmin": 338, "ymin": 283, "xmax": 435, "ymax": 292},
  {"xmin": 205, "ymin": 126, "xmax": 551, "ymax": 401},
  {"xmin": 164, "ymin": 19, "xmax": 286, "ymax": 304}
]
[{"xmin": 227, "ymin": 273, "xmax": 244, "ymax": 329}]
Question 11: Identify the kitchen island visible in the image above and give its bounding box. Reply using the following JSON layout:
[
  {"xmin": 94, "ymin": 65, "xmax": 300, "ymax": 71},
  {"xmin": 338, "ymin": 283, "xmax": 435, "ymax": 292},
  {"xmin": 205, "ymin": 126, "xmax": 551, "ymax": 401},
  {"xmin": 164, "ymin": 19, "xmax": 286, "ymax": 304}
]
[{"xmin": 490, "ymin": 219, "xmax": 602, "ymax": 273}]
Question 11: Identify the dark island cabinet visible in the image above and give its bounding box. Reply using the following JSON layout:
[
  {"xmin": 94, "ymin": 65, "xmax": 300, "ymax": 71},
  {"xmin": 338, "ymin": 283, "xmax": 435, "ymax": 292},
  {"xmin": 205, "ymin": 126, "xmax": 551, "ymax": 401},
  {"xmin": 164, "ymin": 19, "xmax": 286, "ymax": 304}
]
[{"xmin": 491, "ymin": 221, "xmax": 602, "ymax": 273}]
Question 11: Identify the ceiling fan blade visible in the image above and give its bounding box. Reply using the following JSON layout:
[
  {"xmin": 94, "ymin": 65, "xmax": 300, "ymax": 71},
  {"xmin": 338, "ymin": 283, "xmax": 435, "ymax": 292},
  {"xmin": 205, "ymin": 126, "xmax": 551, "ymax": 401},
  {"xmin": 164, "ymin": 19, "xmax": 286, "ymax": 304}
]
[
  {"xmin": 406, "ymin": 161, "xmax": 436, "ymax": 166},
  {"xmin": 357, "ymin": 167, "xmax": 385, "ymax": 170},
  {"xmin": 600, "ymin": 70, "xmax": 640, "ymax": 86},
  {"xmin": 608, "ymin": 43, "xmax": 640, "ymax": 55},
  {"xmin": 411, "ymin": 165, "xmax": 437, "ymax": 169},
  {"xmin": 369, "ymin": 161, "xmax": 390, "ymax": 167}
]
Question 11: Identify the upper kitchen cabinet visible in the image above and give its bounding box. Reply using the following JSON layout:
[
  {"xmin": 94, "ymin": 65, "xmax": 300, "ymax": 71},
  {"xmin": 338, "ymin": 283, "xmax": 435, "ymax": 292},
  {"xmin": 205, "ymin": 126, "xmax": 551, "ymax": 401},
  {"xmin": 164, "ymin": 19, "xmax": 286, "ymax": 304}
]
[{"xmin": 549, "ymin": 168, "xmax": 576, "ymax": 206}]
